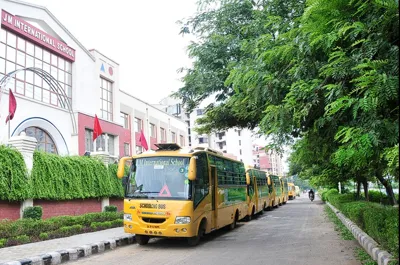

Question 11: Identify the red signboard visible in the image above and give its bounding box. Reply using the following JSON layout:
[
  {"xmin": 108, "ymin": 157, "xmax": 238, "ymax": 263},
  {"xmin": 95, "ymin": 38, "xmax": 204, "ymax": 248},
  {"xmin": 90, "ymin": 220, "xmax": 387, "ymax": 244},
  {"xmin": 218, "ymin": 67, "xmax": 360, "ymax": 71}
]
[{"xmin": 1, "ymin": 9, "xmax": 75, "ymax": 62}]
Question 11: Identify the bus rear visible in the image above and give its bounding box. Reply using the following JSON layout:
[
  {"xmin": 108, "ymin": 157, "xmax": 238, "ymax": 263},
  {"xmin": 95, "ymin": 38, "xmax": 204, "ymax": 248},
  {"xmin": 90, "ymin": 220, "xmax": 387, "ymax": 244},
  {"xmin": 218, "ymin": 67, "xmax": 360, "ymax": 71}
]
[
  {"xmin": 288, "ymin": 182, "xmax": 296, "ymax": 200},
  {"xmin": 245, "ymin": 166, "xmax": 270, "ymax": 219}
]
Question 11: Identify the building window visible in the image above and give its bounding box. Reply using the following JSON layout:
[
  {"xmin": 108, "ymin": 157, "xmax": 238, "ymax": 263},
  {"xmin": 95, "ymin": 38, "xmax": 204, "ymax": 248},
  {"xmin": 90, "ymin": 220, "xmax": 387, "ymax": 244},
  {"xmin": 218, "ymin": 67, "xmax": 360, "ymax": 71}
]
[
  {"xmin": 238, "ymin": 130, "xmax": 241, "ymax": 136},
  {"xmin": 85, "ymin": 129, "xmax": 93, "ymax": 152},
  {"xmin": 134, "ymin": 118, "xmax": 142, "ymax": 133},
  {"xmin": 171, "ymin": 132, "xmax": 176, "ymax": 143},
  {"xmin": 0, "ymin": 29, "xmax": 72, "ymax": 107},
  {"xmin": 136, "ymin": 145, "xmax": 143, "ymax": 154},
  {"xmin": 124, "ymin": 143, "xmax": 130, "ymax": 156},
  {"xmin": 240, "ymin": 149, "xmax": 242, "ymax": 155},
  {"xmin": 196, "ymin": 109, "xmax": 203, "ymax": 116},
  {"xmin": 180, "ymin": 135, "xmax": 184, "ymax": 146},
  {"xmin": 239, "ymin": 140, "xmax": 241, "ymax": 146},
  {"xmin": 100, "ymin": 77, "xmax": 113, "ymax": 121},
  {"xmin": 150, "ymin": 123, "xmax": 156, "ymax": 138},
  {"xmin": 160, "ymin": 127, "xmax": 166, "ymax": 141},
  {"xmin": 24, "ymin": 126, "xmax": 58, "ymax": 154},
  {"xmin": 84, "ymin": 128, "xmax": 115, "ymax": 155},
  {"xmin": 199, "ymin": 137, "xmax": 208, "ymax": 144},
  {"xmin": 120, "ymin": 112, "xmax": 129, "ymax": 129}
]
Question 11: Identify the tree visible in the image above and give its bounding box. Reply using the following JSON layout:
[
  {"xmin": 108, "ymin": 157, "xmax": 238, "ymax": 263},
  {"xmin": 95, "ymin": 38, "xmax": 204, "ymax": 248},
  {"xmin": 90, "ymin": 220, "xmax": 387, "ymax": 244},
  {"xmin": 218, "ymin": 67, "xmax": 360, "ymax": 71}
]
[{"xmin": 175, "ymin": 0, "xmax": 399, "ymax": 204}]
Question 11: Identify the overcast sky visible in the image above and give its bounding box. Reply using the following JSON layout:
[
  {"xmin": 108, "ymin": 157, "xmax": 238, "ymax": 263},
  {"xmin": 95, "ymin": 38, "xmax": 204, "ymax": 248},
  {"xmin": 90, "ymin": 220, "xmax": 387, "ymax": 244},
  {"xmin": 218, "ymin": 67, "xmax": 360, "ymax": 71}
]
[
  {"xmin": 20, "ymin": 0, "xmax": 289, "ymax": 172},
  {"xmin": 24, "ymin": 0, "xmax": 198, "ymax": 104}
]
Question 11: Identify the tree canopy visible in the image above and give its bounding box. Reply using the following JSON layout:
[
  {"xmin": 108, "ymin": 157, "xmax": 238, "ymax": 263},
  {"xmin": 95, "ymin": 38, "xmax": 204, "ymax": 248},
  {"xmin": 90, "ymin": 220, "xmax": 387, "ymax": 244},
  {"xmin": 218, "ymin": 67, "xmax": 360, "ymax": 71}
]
[{"xmin": 174, "ymin": 0, "xmax": 399, "ymax": 204}]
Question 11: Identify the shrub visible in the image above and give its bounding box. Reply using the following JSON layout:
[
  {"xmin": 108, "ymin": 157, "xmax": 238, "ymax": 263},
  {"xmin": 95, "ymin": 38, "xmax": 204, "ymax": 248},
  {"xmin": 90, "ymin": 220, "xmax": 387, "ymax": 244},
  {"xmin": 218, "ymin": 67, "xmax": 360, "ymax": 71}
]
[
  {"xmin": 30, "ymin": 152, "xmax": 124, "ymax": 200},
  {"xmin": 363, "ymin": 206, "xmax": 399, "ymax": 258},
  {"xmin": 0, "ymin": 211, "xmax": 123, "ymax": 248},
  {"xmin": 341, "ymin": 202, "xmax": 374, "ymax": 229},
  {"xmin": 39, "ymin": 232, "xmax": 49, "ymax": 240},
  {"xmin": 0, "ymin": 145, "xmax": 30, "ymax": 201},
  {"xmin": 0, "ymin": 238, "xmax": 6, "ymax": 248},
  {"xmin": 111, "ymin": 219, "xmax": 123, "ymax": 227},
  {"xmin": 366, "ymin": 190, "xmax": 399, "ymax": 205},
  {"xmin": 329, "ymin": 193, "xmax": 357, "ymax": 210},
  {"xmin": 90, "ymin": 221, "xmax": 113, "ymax": 231},
  {"xmin": 23, "ymin": 206, "xmax": 43, "ymax": 220},
  {"xmin": 104, "ymin": 205, "xmax": 118, "ymax": 212},
  {"xmin": 58, "ymin": 225, "xmax": 83, "ymax": 236},
  {"xmin": 15, "ymin": 235, "xmax": 30, "ymax": 244},
  {"xmin": 324, "ymin": 188, "xmax": 339, "ymax": 202}
]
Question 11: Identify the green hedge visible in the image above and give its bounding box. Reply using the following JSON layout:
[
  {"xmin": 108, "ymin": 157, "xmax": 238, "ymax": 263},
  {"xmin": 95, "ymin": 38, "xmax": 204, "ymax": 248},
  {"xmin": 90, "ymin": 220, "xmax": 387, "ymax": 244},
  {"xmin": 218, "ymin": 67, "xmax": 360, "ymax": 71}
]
[
  {"xmin": 30, "ymin": 152, "xmax": 124, "ymax": 200},
  {"xmin": 326, "ymin": 192, "xmax": 399, "ymax": 258},
  {"xmin": 0, "ymin": 145, "xmax": 30, "ymax": 201},
  {"xmin": 0, "ymin": 212, "xmax": 123, "ymax": 248}
]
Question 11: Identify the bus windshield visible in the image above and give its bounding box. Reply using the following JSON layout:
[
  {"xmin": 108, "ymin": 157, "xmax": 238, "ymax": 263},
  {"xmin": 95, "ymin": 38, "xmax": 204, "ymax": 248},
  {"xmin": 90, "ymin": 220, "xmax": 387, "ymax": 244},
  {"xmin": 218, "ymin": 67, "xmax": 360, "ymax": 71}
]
[{"xmin": 126, "ymin": 156, "xmax": 190, "ymax": 200}]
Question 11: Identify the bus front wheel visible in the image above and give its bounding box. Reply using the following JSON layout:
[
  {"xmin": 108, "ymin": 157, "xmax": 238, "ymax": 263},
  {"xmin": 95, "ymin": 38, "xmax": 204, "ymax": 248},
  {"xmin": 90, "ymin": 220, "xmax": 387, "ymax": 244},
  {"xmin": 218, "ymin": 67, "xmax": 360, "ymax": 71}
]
[
  {"xmin": 188, "ymin": 222, "xmax": 205, "ymax": 246},
  {"xmin": 136, "ymin": 235, "xmax": 150, "ymax": 245}
]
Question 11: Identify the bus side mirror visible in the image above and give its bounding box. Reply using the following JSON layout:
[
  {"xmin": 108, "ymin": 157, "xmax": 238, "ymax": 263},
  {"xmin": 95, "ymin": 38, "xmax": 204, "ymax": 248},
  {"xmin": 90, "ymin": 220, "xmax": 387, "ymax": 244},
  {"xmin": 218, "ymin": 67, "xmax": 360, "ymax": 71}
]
[
  {"xmin": 188, "ymin": 156, "xmax": 197, "ymax": 181},
  {"xmin": 117, "ymin": 156, "xmax": 133, "ymax": 179},
  {"xmin": 267, "ymin": 176, "xmax": 271, "ymax": 186},
  {"xmin": 246, "ymin": 172, "xmax": 251, "ymax": 185}
]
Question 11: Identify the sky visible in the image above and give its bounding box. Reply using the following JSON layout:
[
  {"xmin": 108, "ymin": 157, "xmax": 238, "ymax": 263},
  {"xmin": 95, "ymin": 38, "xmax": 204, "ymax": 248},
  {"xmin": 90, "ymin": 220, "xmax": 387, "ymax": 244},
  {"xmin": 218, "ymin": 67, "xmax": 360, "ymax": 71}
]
[
  {"xmin": 21, "ymin": 0, "xmax": 290, "ymax": 172},
  {"xmin": 24, "ymin": 0, "xmax": 198, "ymax": 104}
]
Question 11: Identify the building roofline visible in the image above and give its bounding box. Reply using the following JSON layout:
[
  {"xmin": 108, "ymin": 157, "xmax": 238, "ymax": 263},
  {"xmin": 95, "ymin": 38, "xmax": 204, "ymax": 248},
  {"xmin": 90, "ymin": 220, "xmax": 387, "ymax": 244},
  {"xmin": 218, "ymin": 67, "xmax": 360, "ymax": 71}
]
[
  {"xmin": 89, "ymin": 49, "xmax": 119, "ymax": 66},
  {"xmin": 5, "ymin": 0, "xmax": 96, "ymax": 62},
  {"xmin": 119, "ymin": 90, "xmax": 187, "ymax": 125}
]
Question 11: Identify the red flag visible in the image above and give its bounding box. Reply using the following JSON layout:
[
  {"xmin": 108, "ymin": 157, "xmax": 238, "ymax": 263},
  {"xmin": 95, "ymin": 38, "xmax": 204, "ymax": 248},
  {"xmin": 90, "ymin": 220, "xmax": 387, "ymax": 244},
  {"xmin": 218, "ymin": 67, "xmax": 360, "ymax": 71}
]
[
  {"xmin": 6, "ymin": 89, "xmax": 17, "ymax": 124},
  {"xmin": 139, "ymin": 130, "xmax": 148, "ymax": 151},
  {"xmin": 93, "ymin": 115, "xmax": 103, "ymax": 141}
]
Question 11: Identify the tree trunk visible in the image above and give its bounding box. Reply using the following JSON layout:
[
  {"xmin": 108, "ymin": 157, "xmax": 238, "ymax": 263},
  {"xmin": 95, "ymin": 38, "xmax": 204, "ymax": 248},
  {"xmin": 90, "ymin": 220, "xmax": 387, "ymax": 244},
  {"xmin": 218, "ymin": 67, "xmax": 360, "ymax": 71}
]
[
  {"xmin": 356, "ymin": 180, "xmax": 361, "ymax": 199},
  {"xmin": 376, "ymin": 172, "xmax": 397, "ymax": 206},
  {"xmin": 362, "ymin": 179, "xmax": 369, "ymax": 201}
]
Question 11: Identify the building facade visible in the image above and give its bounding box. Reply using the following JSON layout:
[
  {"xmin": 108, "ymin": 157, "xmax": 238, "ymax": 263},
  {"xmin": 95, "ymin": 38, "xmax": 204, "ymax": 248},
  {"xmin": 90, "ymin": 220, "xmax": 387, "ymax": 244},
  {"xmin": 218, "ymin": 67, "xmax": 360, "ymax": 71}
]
[
  {"xmin": 157, "ymin": 96, "xmax": 254, "ymax": 165},
  {"xmin": 252, "ymin": 144, "xmax": 285, "ymax": 176},
  {"xmin": 0, "ymin": 0, "xmax": 187, "ymax": 158}
]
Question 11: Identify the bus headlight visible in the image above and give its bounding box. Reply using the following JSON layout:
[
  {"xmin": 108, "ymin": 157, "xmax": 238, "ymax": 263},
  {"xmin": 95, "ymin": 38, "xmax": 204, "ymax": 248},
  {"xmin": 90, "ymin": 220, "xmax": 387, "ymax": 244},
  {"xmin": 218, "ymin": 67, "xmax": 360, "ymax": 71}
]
[
  {"xmin": 175, "ymin": 216, "xmax": 191, "ymax": 224},
  {"xmin": 124, "ymin": 214, "xmax": 132, "ymax": 221}
]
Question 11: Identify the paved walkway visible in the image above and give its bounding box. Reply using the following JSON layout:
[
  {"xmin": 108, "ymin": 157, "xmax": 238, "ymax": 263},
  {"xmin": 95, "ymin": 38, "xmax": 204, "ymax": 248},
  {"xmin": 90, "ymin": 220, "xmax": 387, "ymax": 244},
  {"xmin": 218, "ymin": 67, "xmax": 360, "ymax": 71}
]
[{"xmin": 0, "ymin": 228, "xmax": 130, "ymax": 264}]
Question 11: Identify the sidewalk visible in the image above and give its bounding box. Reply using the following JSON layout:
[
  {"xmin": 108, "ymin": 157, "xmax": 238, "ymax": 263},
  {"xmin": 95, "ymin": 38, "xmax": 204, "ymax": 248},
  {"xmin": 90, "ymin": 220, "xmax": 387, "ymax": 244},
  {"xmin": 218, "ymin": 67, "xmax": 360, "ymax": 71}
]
[{"xmin": 0, "ymin": 228, "xmax": 134, "ymax": 264}]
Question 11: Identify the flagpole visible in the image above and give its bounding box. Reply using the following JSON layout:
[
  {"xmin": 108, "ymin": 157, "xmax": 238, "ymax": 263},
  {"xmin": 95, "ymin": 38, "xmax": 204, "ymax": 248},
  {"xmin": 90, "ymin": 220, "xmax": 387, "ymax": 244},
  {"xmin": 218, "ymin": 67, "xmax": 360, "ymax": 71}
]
[{"xmin": 7, "ymin": 120, "xmax": 10, "ymax": 140}]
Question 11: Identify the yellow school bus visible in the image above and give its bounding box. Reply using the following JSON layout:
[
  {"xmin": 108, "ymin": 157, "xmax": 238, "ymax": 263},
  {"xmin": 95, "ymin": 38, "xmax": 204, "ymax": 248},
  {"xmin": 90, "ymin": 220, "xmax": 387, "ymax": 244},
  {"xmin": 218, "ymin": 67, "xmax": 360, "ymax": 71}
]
[
  {"xmin": 288, "ymin": 182, "xmax": 296, "ymax": 200},
  {"xmin": 280, "ymin": 177, "xmax": 289, "ymax": 204},
  {"xmin": 268, "ymin": 174, "xmax": 282, "ymax": 207},
  {"xmin": 117, "ymin": 143, "xmax": 248, "ymax": 246},
  {"xmin": 244, "ymin": 166, "xmax": 270, "ymax": 220}
]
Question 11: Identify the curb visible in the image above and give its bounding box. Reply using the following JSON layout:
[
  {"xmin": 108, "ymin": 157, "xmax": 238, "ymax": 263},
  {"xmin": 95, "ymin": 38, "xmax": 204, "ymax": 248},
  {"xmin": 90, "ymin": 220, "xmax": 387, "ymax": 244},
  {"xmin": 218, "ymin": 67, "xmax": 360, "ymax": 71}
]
[
  {"xmin": 0, "ymin": 235, "xmax": 136, "ymax": 265},
  {"xmin": 326, "ymin": 202, "xmax": 395, "ymax": 265}
]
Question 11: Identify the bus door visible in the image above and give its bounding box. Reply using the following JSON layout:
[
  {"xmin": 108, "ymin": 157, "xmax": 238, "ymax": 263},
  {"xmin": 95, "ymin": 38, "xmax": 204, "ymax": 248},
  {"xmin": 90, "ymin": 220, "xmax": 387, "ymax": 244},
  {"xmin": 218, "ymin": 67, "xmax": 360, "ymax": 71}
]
[{"xmin": 210, "ymin": 166, "xmax": 218, "ymax": 229}]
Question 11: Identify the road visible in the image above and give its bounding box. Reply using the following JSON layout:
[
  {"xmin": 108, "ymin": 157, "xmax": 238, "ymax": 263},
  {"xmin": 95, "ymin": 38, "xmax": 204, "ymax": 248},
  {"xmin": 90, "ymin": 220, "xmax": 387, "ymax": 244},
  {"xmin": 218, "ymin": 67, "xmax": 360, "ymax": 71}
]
[{"xmin": 71, "ymin": 194, "xmax": 361, "ymax": 265}]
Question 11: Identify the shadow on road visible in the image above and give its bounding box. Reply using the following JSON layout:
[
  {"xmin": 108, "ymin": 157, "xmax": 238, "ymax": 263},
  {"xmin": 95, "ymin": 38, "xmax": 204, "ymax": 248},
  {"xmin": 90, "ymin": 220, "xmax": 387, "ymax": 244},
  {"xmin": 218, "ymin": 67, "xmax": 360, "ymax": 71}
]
[{"xmin": 141, "ymin": 222, "xmax": 247, "ymax": 249}]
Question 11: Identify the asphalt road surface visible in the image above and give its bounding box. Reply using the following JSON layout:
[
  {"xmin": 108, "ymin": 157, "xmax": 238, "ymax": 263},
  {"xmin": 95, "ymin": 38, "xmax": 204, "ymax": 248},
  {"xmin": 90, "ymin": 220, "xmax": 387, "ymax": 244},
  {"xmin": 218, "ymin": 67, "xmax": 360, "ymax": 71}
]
[{"xmin": 72, "ymin": 194, "xmax": 362, "ymax": 265}]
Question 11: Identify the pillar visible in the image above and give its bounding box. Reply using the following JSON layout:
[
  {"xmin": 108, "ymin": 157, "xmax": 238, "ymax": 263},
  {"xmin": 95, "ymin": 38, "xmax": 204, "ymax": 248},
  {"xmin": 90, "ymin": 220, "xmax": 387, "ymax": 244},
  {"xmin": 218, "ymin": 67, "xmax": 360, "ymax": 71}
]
[
  {"xmin": 8, "ymin": 132, "xmax": 37, "ymax": 218},
  {"xmin": 90, "ymin": 148, "xmax": 111, "ymax": 211}
]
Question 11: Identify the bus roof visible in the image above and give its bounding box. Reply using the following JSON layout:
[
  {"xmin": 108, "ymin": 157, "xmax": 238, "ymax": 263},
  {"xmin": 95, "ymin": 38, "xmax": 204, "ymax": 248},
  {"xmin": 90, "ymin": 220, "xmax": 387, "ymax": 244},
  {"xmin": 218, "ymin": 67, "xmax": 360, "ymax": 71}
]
[{"xmin": 132, "ymin": 143, "xmax": 243, "ymax": 163}]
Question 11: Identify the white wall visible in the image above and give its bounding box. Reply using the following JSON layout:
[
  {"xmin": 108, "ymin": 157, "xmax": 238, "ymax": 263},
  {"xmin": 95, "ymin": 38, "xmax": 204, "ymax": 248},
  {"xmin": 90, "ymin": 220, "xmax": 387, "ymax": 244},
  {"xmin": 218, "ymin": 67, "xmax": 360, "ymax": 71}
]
[{"xmin": 0, "ymin": 93, "xmax": 72, "ymax": 155}]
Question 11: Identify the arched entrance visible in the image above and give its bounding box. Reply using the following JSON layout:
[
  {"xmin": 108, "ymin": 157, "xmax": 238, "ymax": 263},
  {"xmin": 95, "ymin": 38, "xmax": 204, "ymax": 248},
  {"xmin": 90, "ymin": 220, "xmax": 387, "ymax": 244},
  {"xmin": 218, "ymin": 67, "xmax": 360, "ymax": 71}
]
[{"xmin": 12, "ymin": 117, "xmax": 69, "ymax": 155}]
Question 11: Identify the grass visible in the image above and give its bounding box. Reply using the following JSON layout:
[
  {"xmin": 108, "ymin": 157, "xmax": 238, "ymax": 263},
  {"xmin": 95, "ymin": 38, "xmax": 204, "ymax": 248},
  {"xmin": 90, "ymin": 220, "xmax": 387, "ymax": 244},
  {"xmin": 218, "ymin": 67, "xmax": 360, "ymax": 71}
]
[
  {"xmin": 324, "ymin": 205, "xmax": 354, "ymax": 240},
  {"xmin": 355, "ymin": 247, "xmax": 377, "ymax": 265}
]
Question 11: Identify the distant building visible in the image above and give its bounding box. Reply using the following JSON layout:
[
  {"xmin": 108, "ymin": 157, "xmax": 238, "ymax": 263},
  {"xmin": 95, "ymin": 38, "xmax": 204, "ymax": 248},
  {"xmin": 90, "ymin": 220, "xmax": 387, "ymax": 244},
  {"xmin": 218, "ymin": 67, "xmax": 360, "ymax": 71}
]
[{"xmin": 252, "ymin": 144, "xmax": 285, "ymax": 176}]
